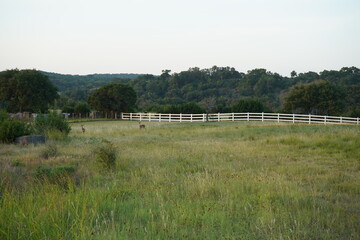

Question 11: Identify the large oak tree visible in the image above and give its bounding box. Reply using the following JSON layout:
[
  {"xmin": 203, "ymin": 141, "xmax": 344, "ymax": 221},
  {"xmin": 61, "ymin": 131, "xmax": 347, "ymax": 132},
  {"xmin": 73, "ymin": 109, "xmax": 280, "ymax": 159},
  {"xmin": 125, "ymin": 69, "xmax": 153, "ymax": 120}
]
[{"xmin": 0, "ymin": 69, "xmax": 58, "ymax": 113}]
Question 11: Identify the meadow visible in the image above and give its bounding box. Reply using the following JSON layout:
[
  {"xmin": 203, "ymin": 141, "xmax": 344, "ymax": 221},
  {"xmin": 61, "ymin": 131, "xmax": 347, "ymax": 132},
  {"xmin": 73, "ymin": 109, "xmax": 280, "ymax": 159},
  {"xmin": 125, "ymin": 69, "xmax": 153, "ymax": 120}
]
[{"xmin": 0, "ymin": 120, "xmax": 359, "ymax": 239}]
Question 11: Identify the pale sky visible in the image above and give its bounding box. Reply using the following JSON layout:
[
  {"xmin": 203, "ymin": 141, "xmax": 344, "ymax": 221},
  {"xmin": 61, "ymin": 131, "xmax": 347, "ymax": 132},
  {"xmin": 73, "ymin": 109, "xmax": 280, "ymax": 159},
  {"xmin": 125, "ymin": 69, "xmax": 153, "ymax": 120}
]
[{"xmin": 1, "ymin": 0, "xmax": 359, "ymax": 76}]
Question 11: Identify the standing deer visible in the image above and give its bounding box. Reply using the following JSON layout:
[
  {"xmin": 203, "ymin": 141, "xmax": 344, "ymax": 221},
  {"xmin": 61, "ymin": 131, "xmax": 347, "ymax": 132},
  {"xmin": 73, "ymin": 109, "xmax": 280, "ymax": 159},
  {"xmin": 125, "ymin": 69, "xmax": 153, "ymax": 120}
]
[
  {"xmin": 139, "ymin": 122, "xmax": 146, "ymax": 130},
  {"xmin": 81, "ymin": 125, "xmax": 85, "ymax": 133}
]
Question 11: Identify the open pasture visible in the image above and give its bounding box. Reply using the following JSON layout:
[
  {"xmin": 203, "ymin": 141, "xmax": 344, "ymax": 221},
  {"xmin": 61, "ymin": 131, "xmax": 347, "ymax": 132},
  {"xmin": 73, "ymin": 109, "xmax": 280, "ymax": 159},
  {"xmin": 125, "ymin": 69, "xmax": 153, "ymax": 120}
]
[{"xmin": 0, "ymin": 121, "xmax": 359, "ymax": 239}]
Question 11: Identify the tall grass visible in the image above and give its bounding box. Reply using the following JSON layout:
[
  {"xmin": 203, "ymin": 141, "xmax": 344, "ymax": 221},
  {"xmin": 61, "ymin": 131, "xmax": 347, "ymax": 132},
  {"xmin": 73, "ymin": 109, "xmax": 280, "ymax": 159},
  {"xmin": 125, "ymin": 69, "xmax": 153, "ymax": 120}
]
[{"xmin": 0, "ymin": 121, "xmax": 359, "ymax": 239}]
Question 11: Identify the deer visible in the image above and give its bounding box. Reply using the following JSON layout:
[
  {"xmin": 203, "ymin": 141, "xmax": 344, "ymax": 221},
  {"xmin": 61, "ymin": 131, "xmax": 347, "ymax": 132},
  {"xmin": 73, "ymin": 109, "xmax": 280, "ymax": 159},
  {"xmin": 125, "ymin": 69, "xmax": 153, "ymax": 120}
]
[
  {"xmin": 81, "ymin": 125, "xmax": 85, "ymax": 134},
  {"xmin": 139, "ymin": 122, "xmax": 146, "ymax": 130}
]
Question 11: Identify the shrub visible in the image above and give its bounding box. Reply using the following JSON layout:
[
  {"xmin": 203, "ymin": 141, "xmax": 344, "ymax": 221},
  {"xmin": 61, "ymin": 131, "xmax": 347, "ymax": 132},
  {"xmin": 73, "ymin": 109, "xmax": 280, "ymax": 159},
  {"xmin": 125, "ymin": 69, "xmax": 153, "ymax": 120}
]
[
  {"xmin": 0, "ymin": 119, "xmax": 31, "ymax": 143},
  {"xmin": 51, "ymin": 165, "xmax": 76, "ymax": 179},
  {"xmin": 40, "ymin": 142, "xmax": 58, "ymax": 159},
  {"xmin": 34, "ymin": 166, "xmax": 52, "ymax": 180},
  {"xmin": 11, "ymin": 160, "xmax": 25, "ymax": 167},
  {"xmin": 93, "ymin": 140, "xmax": 117, "ymax": 170},
  {"xmin": 231, "ymin": 99, "xmax": 268, "ymax": 113},
  {"xmin": 34, "ymin": 165, "xmax": 76, "ymax": 188},
  {"xmin": 0, "ymin": 110, "xmax": 8, "ymax": 123},
  {"xmin": 46, "ymin": 129, "xmax": 67, "ymax": 140},
  {"xmin": 349, "ymin": 107, "xmax": 360, "ymax": 118},
  {"xmin": 34, "ymin": 112, "xmax": 71, "ymax": 137}
]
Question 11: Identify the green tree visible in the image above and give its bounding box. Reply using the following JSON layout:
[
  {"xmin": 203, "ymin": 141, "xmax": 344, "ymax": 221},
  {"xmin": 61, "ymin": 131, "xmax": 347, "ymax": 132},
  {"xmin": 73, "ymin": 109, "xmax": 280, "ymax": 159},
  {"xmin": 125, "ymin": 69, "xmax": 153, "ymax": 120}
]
[
  {"xmin": 74, "ymin": 101, "xmax": 91, "ymax": 115},
  {"xmin": 283, "ymin": 80, "xmax": 345, "ymax": 115},
  {"xmin": 0, "ymin": 69, "xmax": 58, "ymax": 113},
  {"xmin": 291, "ymin": 71, "xmax": 297, "ymax": 78},
  {"xmin": 88, "ymin": 83, "xmax": 137, "ymax": 113}
]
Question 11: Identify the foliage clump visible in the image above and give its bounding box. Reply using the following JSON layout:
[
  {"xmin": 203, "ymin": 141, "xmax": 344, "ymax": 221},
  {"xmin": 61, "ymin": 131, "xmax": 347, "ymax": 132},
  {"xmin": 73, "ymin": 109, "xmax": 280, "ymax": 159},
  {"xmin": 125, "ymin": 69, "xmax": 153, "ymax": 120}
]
[
  {"xmin": 0, "ymin": 69, "xmax": 58, "ymax": 112},
  {"xmin": 74, "ymin": 101, "xmax": 91, "ymax": 115},
  {"xmin": 231, "ymin": 99, "xmax": 268, "ymax": 113},
  {"xmin": 93, "ymin": 140, "xmax": 117, "ymax": 170},
  {"xmin": 0, "ymin": 111, "xmax": 31, "ymax": 143},
  {"xmin": 34, "ymin": 112, "xmax": 71, "ymax": 137},
  {"xmin": 35, "ymin": 165, "xmax": 76, "ymax": 188},
  {"xmin": 88, "ymin": 83, "xmax": 137, "ymax": 114},
  {"xmin": 283, "ymin": 80, "xmax": 345, "ymax": 115},
  {"xmin": 40, "ymin": 142, "xmax": 58, "ymax": 159}
]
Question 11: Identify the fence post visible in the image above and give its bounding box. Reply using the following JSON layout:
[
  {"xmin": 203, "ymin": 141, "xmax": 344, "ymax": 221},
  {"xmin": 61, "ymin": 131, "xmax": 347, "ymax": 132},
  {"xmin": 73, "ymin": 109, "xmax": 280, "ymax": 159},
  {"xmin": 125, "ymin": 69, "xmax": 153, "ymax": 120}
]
[
  {"xmin": 309, "ymin": 114, "xmax": 311, "ymax": 124},
  {"xmin": 340, "ymin": 116, "xmax": 342, "ymax": 124},
  {"xmin": 130, "ymin": 113, "xmax": 132, "ymax": 121},
  {"xmin": 139, "ymin": 113, "xmax": 142, "ymax": 122},
  {"xmin": 247, "ymin": 112, "xmax": 249, "ymax": 121},
  {"xmin": 357, "ymin": 117, "xmax": 359, "ymax": 125},
  {"xmin": 121, "ymin": 112, "xmax": 123, "ymax": 120},
  {"xmin": 180, "ymin": 113, "xmax": 182, "ymax": 123},
  {"xmin": 277, "ymin": 113, "xmax": 280, "ymax": 123},
  {"xmin": 217, "ymin": 113, "xmax": 219, "ymax": 122},
  {"xmin": 293, "ymin": 114, "xmax": 295, "ymax": 124},
  {"xmin": 159, "ymin": 113, "xmax": 161, "ymax": 122},
  {"xmin": 324, "ymin": 115, "xmax": 327, "ymax": 125},
  {"xmin": 232, "ymin": 113, "xmax": 234, "ymax": 121},
  {"xmin": 262, "ymin": 112, "xmax": 264, "ymax": 122},
  {"xmin": 190, "ymin": 114, "xmax": 193, "ymax": 123},
  {"xmin": 148, "ymin": 112, "xmax": 151, "ymax": 122},
  {"xmin": 169, "ymin": 113, "xmax": 171, "ymax": 122},
  {"xmin": 203, "ymin": 113, "xmax": 205, "ymax": 122}
]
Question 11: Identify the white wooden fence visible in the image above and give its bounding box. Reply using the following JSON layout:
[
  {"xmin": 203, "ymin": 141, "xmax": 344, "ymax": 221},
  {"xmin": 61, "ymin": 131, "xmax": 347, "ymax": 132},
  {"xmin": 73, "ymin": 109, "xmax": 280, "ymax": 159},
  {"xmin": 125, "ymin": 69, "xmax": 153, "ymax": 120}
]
[{"xmin": 121, "ymin": 112, "xmax": 360, "ymax": 125}]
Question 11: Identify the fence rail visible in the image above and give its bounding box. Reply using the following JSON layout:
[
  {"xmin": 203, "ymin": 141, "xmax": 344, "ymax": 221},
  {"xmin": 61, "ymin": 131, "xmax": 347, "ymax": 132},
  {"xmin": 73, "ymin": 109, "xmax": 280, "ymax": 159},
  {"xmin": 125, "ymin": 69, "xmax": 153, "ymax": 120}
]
[{"xmin": 121, "ymin": 112, "xmax": 360, "ymax": 125}]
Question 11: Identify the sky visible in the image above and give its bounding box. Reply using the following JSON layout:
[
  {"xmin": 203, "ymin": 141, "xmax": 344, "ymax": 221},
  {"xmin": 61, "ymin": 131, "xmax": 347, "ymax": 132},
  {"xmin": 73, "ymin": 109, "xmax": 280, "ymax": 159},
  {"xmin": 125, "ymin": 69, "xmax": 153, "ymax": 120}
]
[{"xmin": 1, "ymin": 0, "xmax": 360, "ymax": 76}]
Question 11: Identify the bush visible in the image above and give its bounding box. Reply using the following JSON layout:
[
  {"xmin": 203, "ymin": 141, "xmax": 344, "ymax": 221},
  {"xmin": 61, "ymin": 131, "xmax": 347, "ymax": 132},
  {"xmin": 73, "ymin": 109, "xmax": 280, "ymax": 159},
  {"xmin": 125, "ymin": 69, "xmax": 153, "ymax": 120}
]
[
  {"xmin": 231, "ymin": 99, "xmax": 267, "ymax": 113},
  {"xmin": 349, "ymin": 107, "xmax": 360, "ymax": 118},
  {"xmin": 0, "ymin": 119, "xmax": 31, "ymax": 143},
  {"xmin": 35, "ymin": 165, "xmax": 76, "ymax": 188},
  {"xmin": 93, "ymin": 140, "xmax": 117, "ymax": 170},
  {"xmin": 40, "ymin": 142, "xmax": 58, "ymax": 159},
  {"xmin": 34, "ymin": 112, "xmax": 71, "ymax": 137},
  {"xmin": 51, "ymin": 165, "xmax": 76, "ymax": 179},
  {"xmin": 46, "ymin": 129, "xmax": 67, "ymax": 140},
  {"xmin": 34, "ymin": 166, "xmax": 52, "ymax": 180},
  {"xmin": 0, "ymin": 110, "xmax": 8, "ymax": 122},
  {"xmin": 11, "ymin": 160, "xmax": 25, "ymax": 167}
]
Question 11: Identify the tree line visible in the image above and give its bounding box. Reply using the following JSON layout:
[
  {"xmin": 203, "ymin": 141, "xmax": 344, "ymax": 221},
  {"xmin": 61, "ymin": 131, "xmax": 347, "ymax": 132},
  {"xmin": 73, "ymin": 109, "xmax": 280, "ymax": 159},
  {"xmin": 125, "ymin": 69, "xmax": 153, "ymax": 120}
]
[{"xmin": 0, "ymin": 66, "xmax": 359, "ymax": 117}]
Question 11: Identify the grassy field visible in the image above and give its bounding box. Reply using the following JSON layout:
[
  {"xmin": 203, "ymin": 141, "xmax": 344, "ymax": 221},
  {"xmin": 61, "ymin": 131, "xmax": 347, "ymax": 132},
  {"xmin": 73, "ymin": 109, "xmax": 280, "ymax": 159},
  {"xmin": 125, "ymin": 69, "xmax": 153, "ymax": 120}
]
[{"xmin": 0, "ymin": 120, "xmax": 359, "ymax": 239}]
